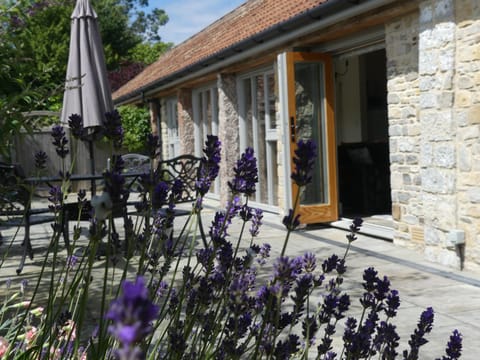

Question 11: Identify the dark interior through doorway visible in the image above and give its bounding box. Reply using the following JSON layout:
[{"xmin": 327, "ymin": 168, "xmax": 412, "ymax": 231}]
[{"xmin": 335, "ymin": 49, "xmax": 392, "ymax": 219}]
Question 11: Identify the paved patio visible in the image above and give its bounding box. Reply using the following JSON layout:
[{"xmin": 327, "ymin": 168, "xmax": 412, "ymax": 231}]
[{"xmin": 1, "ymin": 198, "xmax": 479, "ymax": 359}]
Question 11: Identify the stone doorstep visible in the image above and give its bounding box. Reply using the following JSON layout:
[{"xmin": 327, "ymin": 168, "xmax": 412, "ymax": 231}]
[{"xmin": 330, "ymin": 217, "xmax": 395, "ymax": 240}]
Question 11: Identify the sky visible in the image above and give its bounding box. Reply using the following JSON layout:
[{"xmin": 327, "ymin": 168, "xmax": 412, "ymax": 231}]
[{"xmin": 146, "ymin": 0, "xmax": 245, "ymax": 45}]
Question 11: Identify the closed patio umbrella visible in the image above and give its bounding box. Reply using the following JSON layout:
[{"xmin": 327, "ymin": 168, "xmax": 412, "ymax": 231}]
[{"xmin": 61, "ymin": 0, "xmax": 113, "ymax": 193}]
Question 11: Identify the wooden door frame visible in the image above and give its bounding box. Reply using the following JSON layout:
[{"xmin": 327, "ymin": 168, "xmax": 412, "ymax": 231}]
[{"xmin": 286, "ymin": 52, "xmax": 338, "ymax": 224}]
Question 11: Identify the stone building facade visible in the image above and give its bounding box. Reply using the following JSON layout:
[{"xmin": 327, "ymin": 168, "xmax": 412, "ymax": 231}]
[
  {"xmin": 384, "ymin": 0, "xmax": 480, "ymax": 271},
  {"xmin": 114, "ymin": 0, "xmax": 480, "ymax": 271}
]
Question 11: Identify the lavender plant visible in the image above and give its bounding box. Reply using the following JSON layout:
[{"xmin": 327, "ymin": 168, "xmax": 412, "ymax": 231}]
[{"xmin": 0, "ymin": 114, "xmax": 463, "ymax": 360}]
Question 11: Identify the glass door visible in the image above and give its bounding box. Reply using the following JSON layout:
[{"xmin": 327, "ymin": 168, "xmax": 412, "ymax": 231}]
[{"xmin": 286, "ymin": 52, "xmax": 338, "ymax": 223}]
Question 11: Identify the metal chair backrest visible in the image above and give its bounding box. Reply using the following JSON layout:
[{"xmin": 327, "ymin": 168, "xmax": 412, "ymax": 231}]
[
  {"xmin": 155, "ymin": 154, "xmax": 201, "ymax": 204},
  {"xmin": 121, "ymin": 153, "xmax": 151, "ymax": 174}
]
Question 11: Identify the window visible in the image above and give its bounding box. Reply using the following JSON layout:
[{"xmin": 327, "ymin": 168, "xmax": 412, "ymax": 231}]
[
  {"xmin": 193, "ymin": 85, "xmax": 220, "ymax": 195},
  {"xmin": 239, "ymin": 69, "xmax": 278, "ymax": 206},
  {"xmin": 166, "ymin": 97, "xmax": 180, "ymax": 158}
]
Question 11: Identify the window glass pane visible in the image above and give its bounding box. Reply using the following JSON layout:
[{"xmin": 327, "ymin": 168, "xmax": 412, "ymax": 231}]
[
  {"xmin": 243, "ymin": 78, "xmax": 253, "ymax": 147},
  {"xmin": 269, "ymin": 141, "xmax": 278, "ymax": 206},
  {"xmin": 294, "ymin": 62, "xmax": 328, "ymax": 205},
  {"xmin": 193, "ymin": 86, "xmax": 219, "ymax": 195},
  {"xmin": 240, "ymin": 69, "xmax": 278, "ymax": 206},
  {"xmin": 267, "ymin": 73, "xmax": 276, "ymax": 129},
  {"xmin": 256, "ymin": 74, "xmax": 267, "ymax": 204},
  {"xmin": 166, "ymin": 98, "xmax": 179, "ymax": 158},
  {"xmin": 206, "ymin": 90, "xmax": 212, "ymax": 138}
]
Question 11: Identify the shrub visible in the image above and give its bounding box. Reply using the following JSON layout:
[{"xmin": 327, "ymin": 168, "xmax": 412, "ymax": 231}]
[
  {"xmin": 0, "ymin": 111, "xmax": 463, "ymax": 359},
  {"xmin": 117, "ymin": 104, "xmax": 151, "ymax": 153}
]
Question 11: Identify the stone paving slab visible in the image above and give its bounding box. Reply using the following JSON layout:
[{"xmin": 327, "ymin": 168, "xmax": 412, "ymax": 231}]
[
  {"xmin": 1, "ymin": 199, "xmax": 480, "ymax": 359},
  {"xmin": 230, "ymin": 207, "xmax": 479, "ymax": 359}
]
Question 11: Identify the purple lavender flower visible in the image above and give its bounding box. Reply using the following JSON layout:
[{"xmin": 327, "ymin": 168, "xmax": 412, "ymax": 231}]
[
  {"xmin": 302, "ymin": 252, "xmax": 316, "ymax": 273},
  {"xmin": 385, "ymin": 289, "xmax": 401, "ymax": 318},
  {"xmin": 66, "ymin": 255, "xmax": 78, "ymax": 270},
  {"xmin": 343, "ymin": 317, "xmax": 358, "ymax": 343},
  {"xmin": 324, "ymin": 352, "xmax": 337, "ymax": 360},
  {"xmin": 373, "ymin": 321, "xmax": 400, "ymax": 358},
  {"xmin": 319, "ymin": 294, "xmax": 339, "ymax": 324},
  {"xmin": 68, "ymin": 114, "xmax": 84, "ymax": 139},
  {"xmin": 104, "ymin": 110, "xmax": 124, "ymax": 149},
  {"xmin": 291, "ymin": 139, "xmax": 317, "ymax": 186},
  {"xmin": 196, "ymin": 135, "xmax": 221, "ymax": 197},
  {"xmin": 291, "ymin": 273, "xmax": 313, "ymax": 319},
  {"xmin": 77, "ymin": 189, "xmax": 87, "ymax": 204},
  {"xmin": 209, "ymin": 210, "xmax": 235, "ymax": 245},
  {"xmin": 362, "ymin": 267, "xmax": 378, "ymax": 292},
  {"xmin": 106, "ymin": 276, "xmax": 159, "ymax": 347},
  {"xmin": 10, "ymin": 14, "xmax": 24, "ymax": 28},
  {"xmin": 228, "ymin": 147, "xmax": 258, "ymax": 196},
  {"xmin": 437, "ymin": 329, "xmax": 462, "ymax": 360},
  {"xmin": 227, "ymin": 195, "xmax": 242, "ymax": 220},
  {"xmin": 374, "ymin": 275, "xmax": 391, "ymax": 302},
  {"xmin": 282, "ymin": 209, "xmax": 301, "ymax": 231},
  {"xmin": 145, "ymin": 133, "xmax": 160, "ymax": 159},
  {"xmin": 51, "ymin": 125, "xmax": 69, "ymax": 158},
  {"xmin": 347, "ymin": 217, "xmax": 363, "ymax": 242},
  {"xmin": 249, "ymin": 208, "xmax": 263, "ymax": 237},
  {"xmin": 34, "ymin": 151, "xmax": 48, "ymax": 170},
  {"xmin": 152, "ymin": 181, "xmax": 169, "ymax": 210},
  {"xmin": 197, "ymin": 247, "xmax": 214, "ymax": 269},
  {"xmin": 171, "ymin": 178, "xmax": 183, "ymax": 199},
  {"xmin": 322, "ymin": 254, "xmax": 341, "ymax": 273},
  {"xmin": 228, "ymin": 271, "xmax": 255, "ymax": 314},
  {"xmin": 273, "ymin": 256, "xmax": 302, "ymax": 287},
  {"xmin": 257, "ymin": 243, "xmax": 271, "ymax": 266},
  {"xmin": 302, "ymin": 314, "xmax": 319, "ymax": 344},
  {"xmin": 342, "ymin": 310, "xmax": 380, "ymax": 359},
  {"xmin": 317, "ymin": 324, "xmax": 335, "ymax": 355},
  {"xmin": 335, "ymin": 294, "xmax": 350, "ymax": 320},
  {"xmin": 48, "ymin": 185, "xmax": 63, "ymax": 211},
  {"xmin": 168, "ymin": 322, "xmax": 186, "ymax": 355},
  {"xmin": 111, "ymin": 154, "xmax": 125, "ymax": 173},
  {"xmin": 115, "ymin": 346, "xmax": 144, "ymax": 360},
  {"xmin": 403, "ymin": 307, "xmax": 435, "ymax": 360},
  {"xmin": 239, "ymin": 204, "xmax": 253, "ymax": 222},
  {"xmin": 104, "ymin": 171, "xmax": 126, "ymax": 204},
  {"xmin": 274, "ymin": 334, "xmax": 300, "ymax": 359},
  {"xmin": 20, "ymin": 279, "xmax": 28, "ymax": 293},
  {"xmin": 216, "ymin": 242, "xmax": 233, "ymax": 270},
  {"xmin": 155, "ymin": 281, "xmax": 169, "ymax": 298}
]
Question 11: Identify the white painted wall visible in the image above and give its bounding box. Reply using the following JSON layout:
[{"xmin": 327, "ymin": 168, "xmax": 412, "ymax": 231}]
[{"xmin": 334, "ymin": 56, "xmax": 363, "ymax": 143}]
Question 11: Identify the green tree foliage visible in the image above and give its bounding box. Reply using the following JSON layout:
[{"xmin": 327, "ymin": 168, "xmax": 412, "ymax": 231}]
[
  {"xmin": 0, "ymin": 0, "xmax": 171, "ymax": 157},
  {"xmin": 11, "ymin": 0, "xmax": 171, "ymax": 103},
  {"xmin": 117, "ymin": 104, "xmax": 151, "ymax": 153},
  {"xmin": 0, "ymin": 1, "xmax": 46, "ymax": 159},
  {"xmin": 129, "ymin": 41, "xmax": 173, "ymax": 65}
]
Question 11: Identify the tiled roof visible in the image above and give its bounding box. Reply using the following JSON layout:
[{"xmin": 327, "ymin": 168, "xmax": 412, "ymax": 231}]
[{"xmin": 113, "ymin": 0, "xmax": 329, "ymax": 102}]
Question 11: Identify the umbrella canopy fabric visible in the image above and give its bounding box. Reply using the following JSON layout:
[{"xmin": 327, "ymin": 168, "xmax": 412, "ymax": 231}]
[{"xmin": 60, "ymin": 0, "xmax": 113, "ymax": 129}]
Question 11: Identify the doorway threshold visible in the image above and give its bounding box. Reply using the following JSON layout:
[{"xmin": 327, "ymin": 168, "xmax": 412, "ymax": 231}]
[{"xmin": 330, "ymin": 216, "xmax": 394, "ymax": 241}]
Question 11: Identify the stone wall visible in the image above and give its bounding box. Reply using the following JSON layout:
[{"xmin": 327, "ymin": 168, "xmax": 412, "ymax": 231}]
[
  {"xmin": 387, "ymin": 0, "xmax": 480, "ymax": 270},
  {"xmin": 385, "ymin": 11, "xmax": 422, "ymax": 248},
  {"xmin": 453, "ymin": 0, "xmax": 480, "ymax": 270},
  {"xmin": 418, "ymin": 0, "xmax": 459, "ymax": 267},
  {"xmin": 217, "ymin": 73, "xmax": 240, "ymax": 205},
  {"xmin": 178, "ymin": 89, "xmax": 195, "ymax": 155}
]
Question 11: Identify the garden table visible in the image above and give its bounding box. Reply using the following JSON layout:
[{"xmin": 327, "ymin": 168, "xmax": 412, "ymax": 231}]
[{"xmin": 8, "ymin": 172, "xmax": 146, "ymax": 273}]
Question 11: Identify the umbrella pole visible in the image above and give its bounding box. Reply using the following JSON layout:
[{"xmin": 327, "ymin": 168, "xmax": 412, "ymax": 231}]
[{"xmin": 88, "ymin": 140, "xmax": 96, "ymax": 196}]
